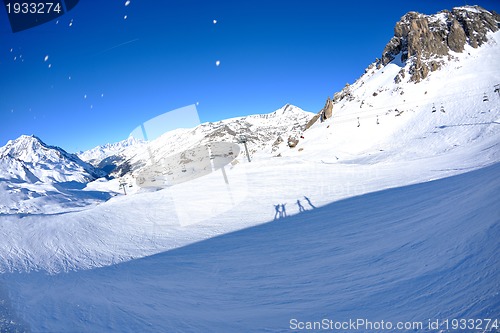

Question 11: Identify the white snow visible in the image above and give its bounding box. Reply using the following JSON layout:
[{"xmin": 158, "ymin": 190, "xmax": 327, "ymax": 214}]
[
  {"xmin": 0, "ymin": 28, "xmax": 499, "ymax": 333},
  {"xmin": 1, "ymin": 163, "xmax": 498, "ymax": 332},
  {"xmin": 454, "ymin": 5, "xmax": 482, "ymax": 14},
  {"xmin": 77, "ymin": 135, "xmax": 144, "ymax": 165}
]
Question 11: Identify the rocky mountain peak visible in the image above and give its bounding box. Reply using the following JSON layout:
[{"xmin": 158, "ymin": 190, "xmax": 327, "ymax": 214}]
[
  {"xmin": 0, "ymin": 134, "xmax": 49, "ymax": 160},
  {"xmin": 0, "ymin": 135, "xmax": 105, "ymax": 183},
  {"xmin": 381, "ymin": 5, "xmax": 500, "ymax": 82}
]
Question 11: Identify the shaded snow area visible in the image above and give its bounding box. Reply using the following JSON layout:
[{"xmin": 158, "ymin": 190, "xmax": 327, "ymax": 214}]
[{"xmin": 0, "ymin": 28, "xmax": 499, "ymax": 333}]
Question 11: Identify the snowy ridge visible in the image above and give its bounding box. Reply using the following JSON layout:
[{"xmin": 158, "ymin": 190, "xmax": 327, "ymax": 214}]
[
  {"xmin": 109, "ymin": 104, "xmax": 313, "ymax": 177},
  {"xmin": 77, "ymin": 136, "xmax": 144, "ymax": 166},
  {"xmin": 0, "ymin": 135, "xmax": 105, "ymax": 183}
]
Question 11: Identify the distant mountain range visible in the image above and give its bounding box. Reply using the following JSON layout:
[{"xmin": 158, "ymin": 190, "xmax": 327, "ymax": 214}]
[{"xmin": 78, "ymin": 104, "xmax": 313, "ymax": 178}]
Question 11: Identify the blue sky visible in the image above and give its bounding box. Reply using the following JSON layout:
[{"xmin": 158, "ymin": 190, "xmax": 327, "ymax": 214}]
[{"xmin": 1, "ymin": 0, "xmax": 499, "ymax": 152}]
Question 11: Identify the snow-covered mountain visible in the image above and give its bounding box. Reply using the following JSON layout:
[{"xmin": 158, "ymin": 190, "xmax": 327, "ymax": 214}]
[
  {"xmin": 102, "ymin": 104, "xmax": 313, "ymax": 177},
  {"xmin": 0, "ymin": 6, "xmax": 499, "ymax": 333},
  {"xmin": 298, "ymin": 5, "xmax": 500, "ymax": 165},
  {"xmin": 0, "ymin": 135, "xmax": 111, "ymax": 215},
  {"xmin": 0, "ymin": 106, "xmax": 312, "ymax": 214},
  {"xmin": 85, "ymin": 6, "xmax": 499, "ymax": 179},
  {"xmin": 77, "ymin": 136, "xmax": 144, "ymax": 167},
  {"xmin": 380, "ymin": 5, "xmax": 500, "ymax": 83},
  {"xmin": 0, "ymin": 135, "xmax": 105, "ymax": 183}
]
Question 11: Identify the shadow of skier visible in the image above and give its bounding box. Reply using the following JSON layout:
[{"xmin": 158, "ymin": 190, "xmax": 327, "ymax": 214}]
[
  {"xmin": 274, "ymin": 204, "xmax": 281, "ymax": 220},
  {"xmin": 281, "ymin": 203, "xmax": 287, "ymax": 218},
  {"xmin": 297, "ymin": 200, "xmax": 305, "ymax": 212},
  {"xmin": 304, "ymin": 196, "xmax": 316, "ymax": 209}
]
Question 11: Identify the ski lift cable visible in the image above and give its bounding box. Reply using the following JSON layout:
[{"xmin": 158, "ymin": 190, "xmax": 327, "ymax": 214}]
[
  {"xmin": 329, "ymin": 88, "xmax": 492, "ymax": 123},
  {"xmin": 341, "ymin": 82, "xmax": 498, "ymax": 116},
  {"xmin": 333, "ymin": 87, "xmax": 490, "ymax": 118}
]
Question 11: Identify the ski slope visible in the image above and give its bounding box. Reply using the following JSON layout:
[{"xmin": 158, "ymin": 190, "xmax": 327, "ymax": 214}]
[
  {"xmin": 0, "ymin": 26, "xmax": 499, "ymax": 333},
  {"xmin": 1, "ymin": 162, "xmax": 498, "ymax": 332}
]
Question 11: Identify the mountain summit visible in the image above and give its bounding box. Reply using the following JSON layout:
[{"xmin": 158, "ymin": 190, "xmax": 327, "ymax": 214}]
[
  {"xmin": 380, "ymin": 5, "xmax": 500, "ymax": 82},
  {"xmin": 0, "ymin": 135, "xmax": 105, "ymax": 183}
]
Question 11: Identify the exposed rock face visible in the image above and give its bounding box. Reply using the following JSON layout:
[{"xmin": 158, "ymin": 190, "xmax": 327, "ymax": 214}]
[
  {"xmin": 448, "ymin": 18, "xmax": 467, "ymax": 52},
  {"xmin": 323, "ymin": 97, "xmax": 334, "ymax": 119},
  {"xmin": 381, "ymin": 6, "xmax": 500, "ymax": 82},
  {"xmin": 287, "ymin": 136, "xmax": 299, "ymax": 148},
  {"xmin": 305, "ymin": 97, "xmax": 334, "ymax": 130},
  {"xmin": 304, "ymin": 114, "xmax": 320, "ymax": 130}
]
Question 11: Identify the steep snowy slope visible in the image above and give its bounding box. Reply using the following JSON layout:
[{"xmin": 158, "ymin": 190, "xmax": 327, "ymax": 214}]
[{"xmin": 283, "ymin": 30, "xmax": 500, "ymax": 165}]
